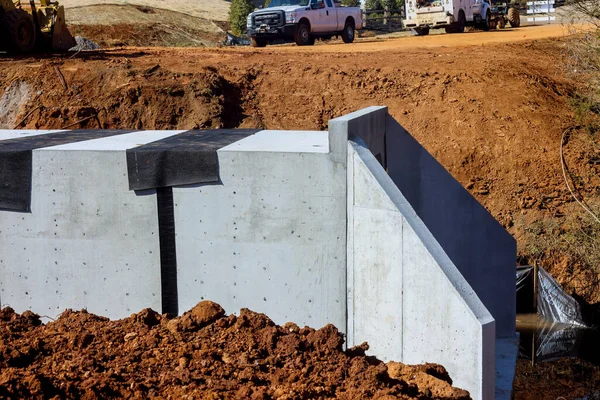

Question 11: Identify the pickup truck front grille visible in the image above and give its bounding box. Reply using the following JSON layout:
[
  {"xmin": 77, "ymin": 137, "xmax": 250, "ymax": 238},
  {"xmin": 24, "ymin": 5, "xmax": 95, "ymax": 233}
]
[{"xmin": 252, "ymin": 11, "xmax": 285, "ymax": 28}]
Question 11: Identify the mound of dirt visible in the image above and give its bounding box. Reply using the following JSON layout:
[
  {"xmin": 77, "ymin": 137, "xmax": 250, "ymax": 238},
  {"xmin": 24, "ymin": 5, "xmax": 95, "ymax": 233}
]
[
  {"xmin": 0, "ymin": 302, "xmax": 470, "ymax": 399},
  {"xmin": 65, "ymin": 5, "xmax": 226, "ymax": 47},
  {"xmin": 61, "ymin": 0, "xmax": 231, "ymax": 22}
]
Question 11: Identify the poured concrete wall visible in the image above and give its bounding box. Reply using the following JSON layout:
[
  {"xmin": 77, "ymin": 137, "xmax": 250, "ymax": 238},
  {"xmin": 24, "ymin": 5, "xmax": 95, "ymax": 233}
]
[
  {"xmin": 0, "ymin": 130, "xmax": 184, "ymax": 318},
  {"xmin": 173, "ymin": 130, "xmax": 348, "ymax": 329},
  {"xmin": 347, "ymin": 140, "xmax": 495, "ymax": 400},
  {"xmin": 0, "ymin": 110, "xmax": 516, "ymax": 399},
  {"xmin": 385, "ymin": 118, "xmax": 517, "ymax": 338}
]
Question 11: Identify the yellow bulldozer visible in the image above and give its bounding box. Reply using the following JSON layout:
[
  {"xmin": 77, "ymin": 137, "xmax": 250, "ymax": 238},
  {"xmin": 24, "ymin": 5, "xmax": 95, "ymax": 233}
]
[{"xmin": 0, "ymin": 0, "xmax": 75, "ymax": 53}]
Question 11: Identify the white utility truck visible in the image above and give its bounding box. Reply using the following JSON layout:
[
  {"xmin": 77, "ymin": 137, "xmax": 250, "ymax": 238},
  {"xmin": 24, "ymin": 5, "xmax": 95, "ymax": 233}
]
[
  {"xmin": 247, "ymin": 0, "xmax": 364, "ymax": 47},
  {"xmin": 403, "ymin": 0, "xmax": 492, "ymax": 35}
]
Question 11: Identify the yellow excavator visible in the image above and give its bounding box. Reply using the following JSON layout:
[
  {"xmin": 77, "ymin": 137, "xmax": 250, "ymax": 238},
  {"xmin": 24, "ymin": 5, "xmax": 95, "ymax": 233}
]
[{"xmin": 0, "ymin": 0, "xmax": 75, "ymax": 53}]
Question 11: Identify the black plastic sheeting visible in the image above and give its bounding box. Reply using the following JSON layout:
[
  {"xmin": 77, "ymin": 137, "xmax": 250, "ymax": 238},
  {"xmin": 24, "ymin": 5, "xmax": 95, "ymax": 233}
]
[
  {"xmin": 517, "ymin": 265, "xmax": 596, "ymax": 364},
  {"xmin": 126, "ymin": 129, "xmax": 258, "ymax": 191},
  {"xmin": 0, "ymin": 130, "xmax": 132, "ymax": 212},
  {"xmin": 517, "ymin": 265, "xmax": 586, "ymax": 326}
]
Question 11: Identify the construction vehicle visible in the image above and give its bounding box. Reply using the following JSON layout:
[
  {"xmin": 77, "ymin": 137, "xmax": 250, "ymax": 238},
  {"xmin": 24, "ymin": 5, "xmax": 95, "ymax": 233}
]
[
  {"xmin": 0, "ymin": 0, "xmax": 75, "ymax": 54},
  {"xmin": 488, "ymin": 1, "xmax": 520, "ymax": 29}
]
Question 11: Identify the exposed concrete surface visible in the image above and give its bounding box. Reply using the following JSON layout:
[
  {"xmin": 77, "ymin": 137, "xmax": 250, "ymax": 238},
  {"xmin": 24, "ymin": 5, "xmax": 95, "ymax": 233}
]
[
  {"xmin": 173, "ymin": 130, "xmax": 347, "ymax": 329},
  {"xmin": 0, "ymin": 130, "xmax": 66, "ymax": 139},
  {"xmin": 0, "ymin": 131, "xmax": 182, "ymax": 318},
  {"xmin": 221, "ymin": 130, "xmax": 328, "ymax": 153},
  {"xmin": 385, "ymin": 116, "xmax": 517, "ymax": 339},
  {"xmin": 348, "ymin": 140, "xmax": 495, "ymax": 400}
]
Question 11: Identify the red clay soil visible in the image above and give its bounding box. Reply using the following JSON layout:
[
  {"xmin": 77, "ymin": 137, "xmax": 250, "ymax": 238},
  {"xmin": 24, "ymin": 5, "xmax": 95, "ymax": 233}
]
[
  {"xmin": 0, "ymin": 301, "xmax": 470, "ymax": 399},
  {"xmin": 513, "ymin": 358, "xmax": 600, "ymax": 400}
]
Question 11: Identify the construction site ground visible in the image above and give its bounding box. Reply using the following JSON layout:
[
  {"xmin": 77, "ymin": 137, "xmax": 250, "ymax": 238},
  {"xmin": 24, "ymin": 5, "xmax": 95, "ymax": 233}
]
[{"xmin": 1, "ymin": 22, "xmax": 599, "ymax": 399}]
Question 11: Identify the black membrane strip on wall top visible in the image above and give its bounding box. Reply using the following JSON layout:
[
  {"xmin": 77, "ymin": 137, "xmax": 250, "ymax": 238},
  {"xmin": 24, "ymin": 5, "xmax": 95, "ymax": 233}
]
[
  {"xmin": 125, "ymin": 129, "xmax": 259, "ymax": 191},
  {"xmin": 0, "ymin": 130, "xmax": 134, "ymax": 213}
]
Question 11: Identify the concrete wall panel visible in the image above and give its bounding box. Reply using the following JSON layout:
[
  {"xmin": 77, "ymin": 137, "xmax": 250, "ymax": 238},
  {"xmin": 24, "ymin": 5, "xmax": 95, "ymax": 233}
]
[
  {"xmin": 174, "ymin": 132, "xmax": 347, "ymax": 329},
  {"xmin": 0, "ymin": 131, "xmax": 183, "ymax": 318}
]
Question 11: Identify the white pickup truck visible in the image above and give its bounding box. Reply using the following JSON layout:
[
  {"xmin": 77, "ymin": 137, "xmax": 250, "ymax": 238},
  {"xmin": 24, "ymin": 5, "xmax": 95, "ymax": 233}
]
[{"xmin": 247, "ymin": 0, "xmax": 364, "ymax": 47}]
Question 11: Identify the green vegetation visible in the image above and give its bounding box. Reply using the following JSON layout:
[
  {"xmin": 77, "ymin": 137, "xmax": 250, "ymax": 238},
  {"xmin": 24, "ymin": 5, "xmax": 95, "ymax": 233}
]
[
  {"xmin": 364, "ymin": 0, "xmax": 404, "ymax": 9},
  {"xmin": 229, "ymin": 0, "xmax": 255, "ymax": 36}
]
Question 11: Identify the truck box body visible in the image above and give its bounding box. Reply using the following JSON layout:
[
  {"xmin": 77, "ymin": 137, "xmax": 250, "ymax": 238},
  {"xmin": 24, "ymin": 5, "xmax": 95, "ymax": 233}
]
[{"xmin": 404, "ymin": 0, "xmax": 479, "ymax": 29}]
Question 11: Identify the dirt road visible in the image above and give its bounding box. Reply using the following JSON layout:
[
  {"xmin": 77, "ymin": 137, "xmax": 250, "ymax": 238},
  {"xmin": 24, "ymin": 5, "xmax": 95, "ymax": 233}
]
[{"xmin": 270, "ymin": 24, "xmax": 582, "ymax": 52}]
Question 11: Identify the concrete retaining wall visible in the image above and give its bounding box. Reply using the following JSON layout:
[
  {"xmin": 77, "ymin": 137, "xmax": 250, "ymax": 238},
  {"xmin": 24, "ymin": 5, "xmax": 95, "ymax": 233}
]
[
  {"xmin": 385, "ymin": 118, "xmax": 517, "ymax": 338},
  {"xmin": 0, "ymin": 130, "xmax": 186, "ymax": 317},
  {"xmin": 173, "ymin": 130, "xmax": 348, "ymax": 329},
  {"xmin": 347, "ymin": 140, "xmax": 495, "ymax": 400},
  {"xmin": 0, "ymin": 109, "xmax": 517, "ymax": 399}
]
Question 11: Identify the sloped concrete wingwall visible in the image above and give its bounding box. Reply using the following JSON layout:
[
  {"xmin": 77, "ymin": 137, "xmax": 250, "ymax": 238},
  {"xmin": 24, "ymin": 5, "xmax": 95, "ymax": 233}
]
[
  {"xmin": 333, "ymin": 108, "xmax": 517, "ymax": 340},
  {"xmin": 385, "ymin": 118, "xmax": 517, "ymax": 338},
  {"xmin": 347, "ymin": 140, "xmax": 495, "ymax": 400}
]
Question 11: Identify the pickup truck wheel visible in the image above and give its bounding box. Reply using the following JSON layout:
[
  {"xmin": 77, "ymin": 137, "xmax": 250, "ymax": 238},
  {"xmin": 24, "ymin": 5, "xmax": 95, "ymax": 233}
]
[
  {"xmin": 456, "ymin": 11, "xmax": 466, "ymax": 33},
  {"xmin": 342, "ymin": 22, "xmax": 355, "ymax": 43},
  {"xmin": 294, "ymin": 23, "xmax": 312, "ymax": 46},
  {"xmin": 251, "ymin": 37, "xmax": 267, "ymax": 48},
  {"xmin": 413, "ymin": 27, "xmax": 430, "ymax": 36},
  {"xmin": 507, "ymin": 7, "xmax": 520, "ymax": 27},
  {"xmin": 482, "ymin": 12, "xmax": 491, "ymax": 31}
]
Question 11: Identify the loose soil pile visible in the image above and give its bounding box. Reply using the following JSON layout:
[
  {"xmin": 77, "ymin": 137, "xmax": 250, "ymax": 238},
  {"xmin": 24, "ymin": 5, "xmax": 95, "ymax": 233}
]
[{"xmin": 0, "ymin": 301, "xmax": 469, "ymax": 399}]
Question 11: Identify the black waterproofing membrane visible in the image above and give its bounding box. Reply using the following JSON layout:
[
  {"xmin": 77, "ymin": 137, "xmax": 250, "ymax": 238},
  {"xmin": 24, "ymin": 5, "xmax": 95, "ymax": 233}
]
[
  {"xmin": 157, "ymin": 187, "xmax": 178, "ymax": 316},
  {"xmin": 0, "ymin": 130, "xmax": 132, "ymax": 212},
  {"xmin": 126, "ymin": 129, "xmax": 258, "ymax": 191}
]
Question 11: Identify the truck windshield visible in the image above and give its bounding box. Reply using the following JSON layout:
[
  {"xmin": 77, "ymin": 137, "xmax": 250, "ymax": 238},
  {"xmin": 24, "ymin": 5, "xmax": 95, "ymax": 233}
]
[{"xmin": 267, "ymin": 0, "xmax": 310, "ymax": 6}]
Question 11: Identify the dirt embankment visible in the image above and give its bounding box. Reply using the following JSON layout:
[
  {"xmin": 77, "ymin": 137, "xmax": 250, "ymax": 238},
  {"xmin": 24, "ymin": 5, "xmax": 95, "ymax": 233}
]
[
  {"xmin": 0, "ymin": 302, "xmax": 469, "ymax": 399},
  {"xmin": 65, "ymin": 5, "xmax": 227, "ymax": 48},
  {"xmin": 1, "ymin": 31, "xmax": 598, "ymax": 302}
]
